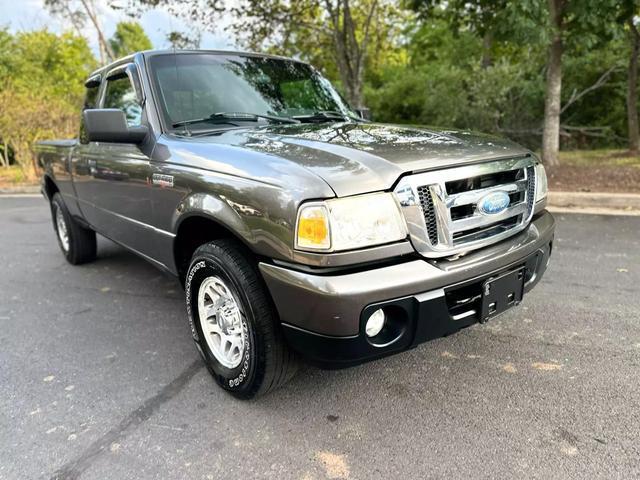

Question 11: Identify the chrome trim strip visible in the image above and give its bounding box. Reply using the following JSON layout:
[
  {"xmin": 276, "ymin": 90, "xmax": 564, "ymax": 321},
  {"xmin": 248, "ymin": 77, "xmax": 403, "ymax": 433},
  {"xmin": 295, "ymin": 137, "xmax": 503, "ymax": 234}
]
[
  {"xmin": 414, "ymin": 288, "xmax": 445, "ymax": 303},
  {"xmin": 452, "ymin": 309, "xmax": 476, "ymax": 321},
  {"xmin": 394, "ymin": 156, "xmax": 536, "ymax": 258},
  {"xmin": 446, "ymin": 180, "xmax": 528, "ymax": 208},
  {"xmin": 451, "ymin": 202, "xmax": 527, "ymax": 233}
]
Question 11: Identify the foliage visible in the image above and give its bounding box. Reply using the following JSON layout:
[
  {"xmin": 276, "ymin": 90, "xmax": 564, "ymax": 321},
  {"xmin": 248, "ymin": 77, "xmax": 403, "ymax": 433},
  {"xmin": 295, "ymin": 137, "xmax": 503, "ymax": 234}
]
[
  {"xmin": 44, "ymin": 0, "xmax": 115, "ymax": 62},
  {"xmin": 0, "ymin": 29, "xmax": 95, "ymax": 180},
  {"xmin": 129, "ymin": 0, "xmax": 402, "ymax": 107},
  {"xmin": 231, "ymin": 0, "xmax": 405, "ymax": 107},
  {"xmin": 0, "ymin": 1, "xmax": 637, "ymax": 183},
  {"xmin": 109, "ymin": 22, "xmax": 153, "ymax": 57},
  {"xmin": 366, "ymin": 4, "xmax": 631, "ymax": 151},
  {"xmin": 167, "ymin": 31, "xmax": 201, "ymax": 49}
]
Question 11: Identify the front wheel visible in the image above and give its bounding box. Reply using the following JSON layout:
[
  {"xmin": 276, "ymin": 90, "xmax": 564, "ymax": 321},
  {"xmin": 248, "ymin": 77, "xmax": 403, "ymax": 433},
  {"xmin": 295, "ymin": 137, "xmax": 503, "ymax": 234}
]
[{"xmin": 185, "ymin": 239, "xmax": 297, "ymax": 399}]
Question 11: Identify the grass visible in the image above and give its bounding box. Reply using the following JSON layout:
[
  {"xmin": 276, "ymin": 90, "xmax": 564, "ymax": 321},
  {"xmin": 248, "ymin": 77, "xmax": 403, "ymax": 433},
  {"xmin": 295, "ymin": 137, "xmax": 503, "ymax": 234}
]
[{"xmin": 556, "ymin": 149, "xmax": 640, "ymax": 167}]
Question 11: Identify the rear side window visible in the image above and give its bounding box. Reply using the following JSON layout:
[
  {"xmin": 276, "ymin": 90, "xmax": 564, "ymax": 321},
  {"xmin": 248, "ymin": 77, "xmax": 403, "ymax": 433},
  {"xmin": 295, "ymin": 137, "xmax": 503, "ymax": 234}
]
[
  {"xmin": 79, "ymin": 83, "xmax": 101, "ymax": 144},
  {"xmin": 84, "ymin": 84, "xmax": 100, "ymax": 110},
  {"xmin": 103, "ymin": 74, "xmax": 142, "ymax": 126}
]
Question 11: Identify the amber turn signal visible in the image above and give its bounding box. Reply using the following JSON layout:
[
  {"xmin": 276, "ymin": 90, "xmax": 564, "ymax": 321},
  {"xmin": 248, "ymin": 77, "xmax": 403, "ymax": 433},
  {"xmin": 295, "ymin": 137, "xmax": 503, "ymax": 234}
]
[{"xmin": 296, "ymin": 205, "xmax": 330, "ymax": 250}]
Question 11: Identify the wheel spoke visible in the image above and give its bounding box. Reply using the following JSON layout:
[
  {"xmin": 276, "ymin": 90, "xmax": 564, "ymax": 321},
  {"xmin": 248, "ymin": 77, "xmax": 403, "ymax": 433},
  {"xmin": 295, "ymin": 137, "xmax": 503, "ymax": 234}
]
[
  {"xmin": 204, "ymin": 302, "xmax": 223, "ymax": 319},
  {"xmin": 208, "ymin": 321, "xmax": 222, "ymax": 336},
  {"xmin": 223, "ymin": 337, "xmax": 233, "ymax": 355},
  {"xmin": 209, "ymin": 281, "xmax": 229, "ymax": 301},
  {"xmin": 197, "ymin": 276, "xmax": 245, "ymax": 369},
  {"xmin": 229, "ymin": 335, "xmax": 243, "ymax": 355}
]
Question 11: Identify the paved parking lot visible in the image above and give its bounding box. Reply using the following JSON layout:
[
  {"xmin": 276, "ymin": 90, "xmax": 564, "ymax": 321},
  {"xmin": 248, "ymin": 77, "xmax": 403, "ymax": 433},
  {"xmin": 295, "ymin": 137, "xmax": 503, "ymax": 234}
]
[{"xmin": 1, "ymin": 196, "xmax": 639, "ymax": 480}]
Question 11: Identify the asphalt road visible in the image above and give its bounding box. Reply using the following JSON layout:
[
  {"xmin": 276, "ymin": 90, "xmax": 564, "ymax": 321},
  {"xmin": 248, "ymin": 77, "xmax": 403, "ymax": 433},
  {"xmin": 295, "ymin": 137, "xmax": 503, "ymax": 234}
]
[{"xmin": 1, "ymin": 196, "xmax": 639, "ymax": 480}]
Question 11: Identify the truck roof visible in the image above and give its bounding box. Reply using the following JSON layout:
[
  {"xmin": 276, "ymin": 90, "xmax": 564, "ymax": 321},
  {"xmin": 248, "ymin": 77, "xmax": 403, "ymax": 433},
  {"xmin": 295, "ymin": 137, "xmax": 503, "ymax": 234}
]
[{"xmin": 87, "ymin": 49, "xmax": 305, "ymax": 80}]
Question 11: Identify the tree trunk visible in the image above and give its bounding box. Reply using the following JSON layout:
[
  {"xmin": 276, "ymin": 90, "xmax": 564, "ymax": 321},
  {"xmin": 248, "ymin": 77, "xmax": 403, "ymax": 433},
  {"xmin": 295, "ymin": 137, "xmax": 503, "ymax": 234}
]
[
  {"xmin": 325, "ymin": 0, "xmax": 376, "ymax": 109},
  {"xmin": 2, "ymin": 141, "xmax": 9, "ymax": 168},
  {"xmin": 481, "ymin": 31, "xmax": 493, "ymax": 69},
  {"xmin": 80, "ymin": 0, "xmax": 115, "ymax": 62},
  {"xmin": 541, "ymin": 0, "xmax": 564, "ymax": 166},
  {"xmin": 627, "ymin": 19, "xmax": 640, "ymax": 155}
]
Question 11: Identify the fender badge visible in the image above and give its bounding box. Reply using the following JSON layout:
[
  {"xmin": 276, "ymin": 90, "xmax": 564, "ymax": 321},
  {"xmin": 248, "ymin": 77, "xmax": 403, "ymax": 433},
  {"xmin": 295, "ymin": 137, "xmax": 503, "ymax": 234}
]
[{"xmin": 152, "ymin": 173, "xmax": 174, "ymax": 188}]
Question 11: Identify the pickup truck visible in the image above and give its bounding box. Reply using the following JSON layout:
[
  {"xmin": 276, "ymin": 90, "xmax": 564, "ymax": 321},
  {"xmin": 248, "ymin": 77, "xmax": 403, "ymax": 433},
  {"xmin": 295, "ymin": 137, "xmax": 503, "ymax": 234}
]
[{"xmin": 36, "ymin": 49, "xmax": 554, "ymax": 399}]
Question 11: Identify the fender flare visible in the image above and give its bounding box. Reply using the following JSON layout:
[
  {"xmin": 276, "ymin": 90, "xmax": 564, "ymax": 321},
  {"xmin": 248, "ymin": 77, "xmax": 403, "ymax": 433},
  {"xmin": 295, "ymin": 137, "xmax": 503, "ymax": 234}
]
[{"xmin": 172, "ymin": 191, "xmax": 256, "ymax": 249}]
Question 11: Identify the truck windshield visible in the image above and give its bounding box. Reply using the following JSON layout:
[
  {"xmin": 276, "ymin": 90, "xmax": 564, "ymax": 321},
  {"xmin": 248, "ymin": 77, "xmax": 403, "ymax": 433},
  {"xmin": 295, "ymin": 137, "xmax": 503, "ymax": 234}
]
[{"xmin": 148, "ymin": 53, "xmax": 359, "ymax": 133}]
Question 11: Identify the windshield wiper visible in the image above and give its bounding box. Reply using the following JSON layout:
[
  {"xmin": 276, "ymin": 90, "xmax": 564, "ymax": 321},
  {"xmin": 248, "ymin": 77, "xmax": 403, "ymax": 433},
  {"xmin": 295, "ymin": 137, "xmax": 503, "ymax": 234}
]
[
  {"xmin": 293, "ymin": 110, "xmax": 360, "ymax": 123},
  {"xmin": 172, "ymin": 112, "xmax": 299, "ymax": 128}
]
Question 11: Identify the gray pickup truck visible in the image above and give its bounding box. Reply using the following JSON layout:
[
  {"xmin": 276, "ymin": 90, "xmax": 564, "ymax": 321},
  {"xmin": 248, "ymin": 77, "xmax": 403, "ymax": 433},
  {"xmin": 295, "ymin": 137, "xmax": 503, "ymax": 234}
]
[{"xmin": 36, "ymin": 50, "xmax": 554, "ymax": 398}]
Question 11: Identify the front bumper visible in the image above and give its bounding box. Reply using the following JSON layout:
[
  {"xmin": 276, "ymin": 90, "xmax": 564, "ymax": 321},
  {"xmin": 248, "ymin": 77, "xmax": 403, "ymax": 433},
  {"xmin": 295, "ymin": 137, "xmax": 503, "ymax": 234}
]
[{"xmin": 260, "ymin": 211, "xmax": 555, "ymax": 366}]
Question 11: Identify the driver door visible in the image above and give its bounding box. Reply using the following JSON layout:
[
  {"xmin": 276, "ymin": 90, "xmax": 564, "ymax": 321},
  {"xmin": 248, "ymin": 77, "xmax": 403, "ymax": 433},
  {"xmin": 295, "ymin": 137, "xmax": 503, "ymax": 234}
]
[{"xmin": 85, "ymin": 65, "xmax": 155, "ymax": 258}]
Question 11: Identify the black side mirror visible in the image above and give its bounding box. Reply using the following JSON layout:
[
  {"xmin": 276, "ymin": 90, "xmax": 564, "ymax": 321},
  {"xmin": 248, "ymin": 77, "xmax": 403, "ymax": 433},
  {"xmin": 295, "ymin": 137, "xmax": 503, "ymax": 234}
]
[
  {"xmin": 83, "ymin": 109, "xmax": 148, "ymax": 144},
  {"xmin": 356, "ymin": 108, "xmax": 371, "ymax": 120}
]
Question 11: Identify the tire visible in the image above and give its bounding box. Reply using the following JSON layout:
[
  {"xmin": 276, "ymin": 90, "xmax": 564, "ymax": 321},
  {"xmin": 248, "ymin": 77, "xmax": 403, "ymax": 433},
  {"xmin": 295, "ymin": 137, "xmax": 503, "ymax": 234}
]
[
  {"xmin": 185, "ymin": 239, "xmax": 297, "ymax": 399},
  {"xmin": 50, "ymin": 193, "xmax": 97, "ymax": 265}
]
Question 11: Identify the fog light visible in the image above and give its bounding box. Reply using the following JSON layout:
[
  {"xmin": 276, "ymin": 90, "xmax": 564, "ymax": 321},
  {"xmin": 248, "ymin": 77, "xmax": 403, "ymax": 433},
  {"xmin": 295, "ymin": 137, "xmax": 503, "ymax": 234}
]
[{"xmin": 365, "ymin": 308, "xmax": 385, "ymax": 337}]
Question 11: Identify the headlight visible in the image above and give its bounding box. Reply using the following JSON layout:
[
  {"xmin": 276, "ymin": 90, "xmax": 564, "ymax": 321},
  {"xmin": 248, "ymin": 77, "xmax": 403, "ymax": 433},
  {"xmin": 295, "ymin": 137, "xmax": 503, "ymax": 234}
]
[
  {"xmin": 295, "ymin": 192, "xmax": 407, "ymax": 252},
  {"xmin": 535, "ymin": 163, "xmax": 548, "ymax": 201}
]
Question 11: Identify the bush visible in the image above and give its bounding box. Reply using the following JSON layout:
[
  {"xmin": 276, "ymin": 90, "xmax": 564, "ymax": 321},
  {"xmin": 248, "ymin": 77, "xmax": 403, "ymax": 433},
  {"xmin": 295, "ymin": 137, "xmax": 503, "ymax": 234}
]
[{"xmin": 0, "ymin": 29, "xmax": 95, "ymax": 181}]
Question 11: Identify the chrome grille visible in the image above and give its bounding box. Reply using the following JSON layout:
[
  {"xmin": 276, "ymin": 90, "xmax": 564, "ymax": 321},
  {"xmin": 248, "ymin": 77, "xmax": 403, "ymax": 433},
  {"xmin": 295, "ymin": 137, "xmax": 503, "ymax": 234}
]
[
  {"xmin": 417, "ymin": 185, "xmax": 438, "ymax": 245},
  {"xmin": 394, "ymin": 157, "xmax": 536, "ymax": 258},
  {"xmin": 526, "ymin": 165, "xmax": 536, "ymax": 213}
]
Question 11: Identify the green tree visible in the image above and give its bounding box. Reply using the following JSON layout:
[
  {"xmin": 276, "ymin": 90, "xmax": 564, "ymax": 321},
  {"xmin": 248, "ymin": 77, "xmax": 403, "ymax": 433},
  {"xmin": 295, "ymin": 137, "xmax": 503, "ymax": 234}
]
[
  {"xmin": 532, "ymin": 0, "xmax": 619, "ymax": 165},
  {"xmin": 366, "ymin": 16, "xmax": 546, "ymax": 144},
  {"xmin": 109, "ymin": 21, "xmax": 153, "ymax": 58},
  {"xmin": 616, "ymin": 1, "xmax": 640, "ymax": 154},
  {"xmin": 44, "ymin": 0, "xmax": 115, "ymax": 63},
  {"xmin": 0, "ymin": 30, "xmax": 95, "ymax": 179},
  {"xmin": 166, "ymin": 31, "xmax": 201, "ymax": 49},
  {"xmin": 408, "ymin": 0, "xmax": 622, "ymax": 164},
  {"xmin": 127, "ymin": 0, "xmax": 400, "ymax": 108},
  {"xmin": 407, "ymin": 0, "xmax": 509, "ymax": 68}
]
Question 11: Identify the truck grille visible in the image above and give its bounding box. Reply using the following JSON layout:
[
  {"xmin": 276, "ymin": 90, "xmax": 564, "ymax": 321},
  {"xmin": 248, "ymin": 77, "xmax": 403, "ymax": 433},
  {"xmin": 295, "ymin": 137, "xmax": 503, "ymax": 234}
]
[
  {"xmin": 416, "ymin": 185, "xmax": 438, "ymax": 245},
  {"xmin": 394, "ymin": 157, "xmax": 537, "ymax": 258}
]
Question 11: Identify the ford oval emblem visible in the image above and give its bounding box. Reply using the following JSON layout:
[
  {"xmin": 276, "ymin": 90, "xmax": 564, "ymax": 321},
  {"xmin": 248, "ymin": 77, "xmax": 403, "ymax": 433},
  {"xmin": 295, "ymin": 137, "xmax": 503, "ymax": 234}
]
[{"xmin": 478, "ymin": 191, "xmax": 510, "ymax": 215}]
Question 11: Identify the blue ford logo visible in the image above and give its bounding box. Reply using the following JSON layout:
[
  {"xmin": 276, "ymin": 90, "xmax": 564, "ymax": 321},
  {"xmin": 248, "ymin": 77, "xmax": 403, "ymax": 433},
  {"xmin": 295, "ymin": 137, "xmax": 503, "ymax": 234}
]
[{"xmin": 478, "ymin": 191, "xmax": 510, "ymax": 215}]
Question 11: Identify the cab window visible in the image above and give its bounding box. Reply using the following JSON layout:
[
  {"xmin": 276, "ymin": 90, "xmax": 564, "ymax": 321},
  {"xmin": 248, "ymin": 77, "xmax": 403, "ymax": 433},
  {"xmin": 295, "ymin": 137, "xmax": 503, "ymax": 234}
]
[
  {"xmin": 79, "ymin": 82, "xmax": 100, "ymax": 144},
  {"xmin": 103, "ymin": 74, "xmax": 142, "ymax": 126},
  {"xmin": 84, "ymin": 84, "xmax": 100, "ymax": 110}
]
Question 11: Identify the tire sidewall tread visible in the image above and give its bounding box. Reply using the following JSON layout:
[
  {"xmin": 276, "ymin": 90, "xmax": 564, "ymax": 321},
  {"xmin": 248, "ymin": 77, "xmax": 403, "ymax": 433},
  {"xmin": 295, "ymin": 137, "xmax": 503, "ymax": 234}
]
[
  {"xmin": 185, "ymin": 239, "xmax": 296, "ymax": 399},
  {"xmin": 51, "ymin": 193, "xmax": 96, "ymax": 265}
]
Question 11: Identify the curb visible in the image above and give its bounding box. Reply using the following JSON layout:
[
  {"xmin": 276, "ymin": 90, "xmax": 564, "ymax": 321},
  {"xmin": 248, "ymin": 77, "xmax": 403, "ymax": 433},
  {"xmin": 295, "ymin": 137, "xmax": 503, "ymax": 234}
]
[
  {"xmin": 1, "ymin": 187, "xmax": 639, "ymax": 215},
  {"xmin": 548, "ymin": 191, "xmax": 640, "ymax": 212},
  {"xmin": 0, "ymin": 186, "xmax": 41, "ymax": 195}
]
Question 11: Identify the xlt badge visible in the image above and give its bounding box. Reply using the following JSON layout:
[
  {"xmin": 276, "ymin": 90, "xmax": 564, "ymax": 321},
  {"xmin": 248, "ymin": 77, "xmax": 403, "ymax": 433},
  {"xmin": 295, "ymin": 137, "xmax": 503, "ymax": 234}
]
[{"xmin": 152, "ymin": 174, "xmax": 174, "ymax": 188}]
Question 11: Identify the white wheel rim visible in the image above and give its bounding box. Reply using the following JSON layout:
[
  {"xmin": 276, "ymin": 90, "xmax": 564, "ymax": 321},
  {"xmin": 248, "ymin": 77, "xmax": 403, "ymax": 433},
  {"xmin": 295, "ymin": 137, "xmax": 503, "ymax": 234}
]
[
  {"xmin": 55, "ymin": 204, "xmax": 70, "ymax": 252},
  {"xmin": 197, "ymin": 276, "xmax": 246, "ymax": 369}
]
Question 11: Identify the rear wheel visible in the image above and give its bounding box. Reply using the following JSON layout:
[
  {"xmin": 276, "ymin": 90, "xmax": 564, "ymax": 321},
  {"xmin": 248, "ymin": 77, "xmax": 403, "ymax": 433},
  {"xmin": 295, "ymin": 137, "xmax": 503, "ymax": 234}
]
[
  {"xmin": 50, "ymin": 193, "xmax": 97, "ymax": 265},
  {"xmin": 185, "ymin": 239, "xmax": 297, "ymax": 399}
]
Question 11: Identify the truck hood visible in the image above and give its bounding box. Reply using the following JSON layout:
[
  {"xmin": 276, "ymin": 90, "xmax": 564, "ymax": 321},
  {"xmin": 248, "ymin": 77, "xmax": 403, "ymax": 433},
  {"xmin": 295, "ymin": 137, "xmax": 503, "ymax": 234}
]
[{"xmin": 186, "ymin": 122, "xmax": 532, "ymax": 197}]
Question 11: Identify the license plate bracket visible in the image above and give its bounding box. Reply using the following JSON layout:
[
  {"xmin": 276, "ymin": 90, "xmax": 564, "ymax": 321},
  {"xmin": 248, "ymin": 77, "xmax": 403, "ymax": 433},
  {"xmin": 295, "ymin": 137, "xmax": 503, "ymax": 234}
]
[{"xmin": 480, "ymin": 267, "xmax": 525, "ymax": 322}]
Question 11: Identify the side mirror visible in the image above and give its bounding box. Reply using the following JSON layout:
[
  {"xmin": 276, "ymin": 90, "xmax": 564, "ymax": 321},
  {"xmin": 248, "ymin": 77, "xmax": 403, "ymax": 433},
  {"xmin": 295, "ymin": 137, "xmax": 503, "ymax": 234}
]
[
  {"xmin": 355, "ymin": 108, "xmax": 371, "ymax": 120},
  {"xmin": 83, "ymin": 109, "xmax": 148, "ymax": 144}
]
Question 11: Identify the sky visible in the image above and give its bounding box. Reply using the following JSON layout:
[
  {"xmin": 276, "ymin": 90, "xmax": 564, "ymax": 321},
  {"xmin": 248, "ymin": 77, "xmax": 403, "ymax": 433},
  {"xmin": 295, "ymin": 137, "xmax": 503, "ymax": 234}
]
[{"xmin": 0, "ymin": 0, "xmax": 237, "ymax": 55}]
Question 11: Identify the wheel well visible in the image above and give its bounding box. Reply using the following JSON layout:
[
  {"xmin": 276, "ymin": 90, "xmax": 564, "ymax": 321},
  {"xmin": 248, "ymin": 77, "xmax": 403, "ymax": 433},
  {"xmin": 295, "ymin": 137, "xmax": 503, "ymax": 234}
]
[
  {"xmin": 174, "ymin": 216, "xmax": 249, "ymax": 282},
  {"xmin": 43, "ymin": 175, "xmax": 59, "ymax": 200}
]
